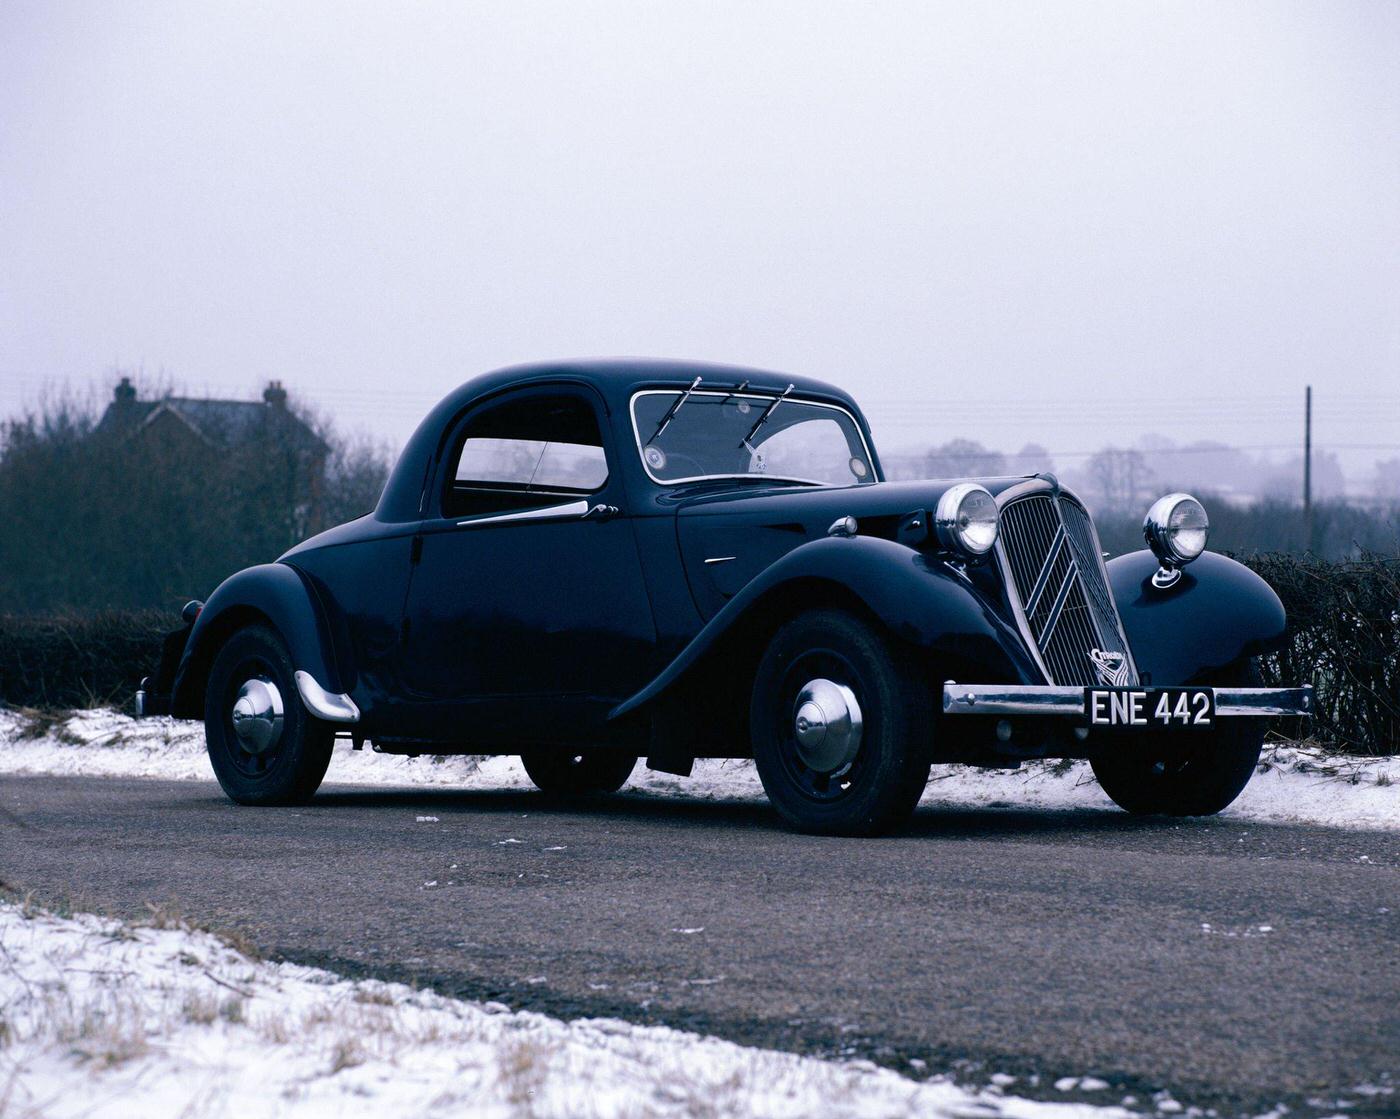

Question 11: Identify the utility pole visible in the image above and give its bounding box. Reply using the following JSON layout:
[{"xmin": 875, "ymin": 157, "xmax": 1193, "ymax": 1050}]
[{"xmin": 1303, "ymin": 385, "xmax": 1313, "ymax": 553}]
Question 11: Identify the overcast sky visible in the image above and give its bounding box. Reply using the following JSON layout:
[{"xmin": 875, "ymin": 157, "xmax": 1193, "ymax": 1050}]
[{"xmin": 1, "ymin": 1, "xmax": 1396, "ymax": 478}]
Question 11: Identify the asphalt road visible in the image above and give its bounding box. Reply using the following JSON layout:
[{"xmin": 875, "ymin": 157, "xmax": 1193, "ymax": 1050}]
[{"xmin": 3, "ymin": 774, "xmax": 1398, "ymax": 1116}]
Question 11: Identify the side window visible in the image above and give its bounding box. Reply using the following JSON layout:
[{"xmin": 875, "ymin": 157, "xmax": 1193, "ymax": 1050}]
[{"xmin": 444, "ymin": 392, "xmax": 608, "ymax": 518}]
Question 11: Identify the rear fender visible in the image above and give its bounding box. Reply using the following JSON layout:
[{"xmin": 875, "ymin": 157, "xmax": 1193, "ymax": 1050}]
[
  {"xmin": 170, "ymin": 563, "xmax": 343, "ymax": 718},
  {"xmin": 1108, "ymin": 550, "xmax": 1287, "ymax": 686},
  {"xmin": 611, "ymin": 535, "xmax": 1039, "ymax": 721}
]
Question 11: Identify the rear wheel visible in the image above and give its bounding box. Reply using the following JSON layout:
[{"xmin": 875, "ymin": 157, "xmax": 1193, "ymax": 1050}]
[
  {"xmin": 750, "ymin": 609, "xmax": 932, "ymax": 836},
  {"xmin": 1090, "ymin": 659, "xmax": 1267, "ymax": 816},
  {"xmin": 204, "ymin": 625, "xmax": 334, "ymax": 806},
  {"xmin": 520, "ymin": 750, "xmax": 637, "ymax": 796}
]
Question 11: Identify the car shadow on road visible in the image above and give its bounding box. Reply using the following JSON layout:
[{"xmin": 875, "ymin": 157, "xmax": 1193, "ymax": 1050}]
[{"xmin": 307, "ymin": 783, "xmax": 1194, "ymax": 841}]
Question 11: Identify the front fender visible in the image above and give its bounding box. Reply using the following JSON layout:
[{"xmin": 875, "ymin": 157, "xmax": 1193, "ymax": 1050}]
[
  {"xmin": 1108, "ymin": 550, "xmax": 1287, "ymax": 686},
  {"xmin": 611, "ymin": 535, "xmax": 1040, "ymax": 720},
  {"xmin": 170, "ymin": 562, "xmax": 342, "ymax": 717}
]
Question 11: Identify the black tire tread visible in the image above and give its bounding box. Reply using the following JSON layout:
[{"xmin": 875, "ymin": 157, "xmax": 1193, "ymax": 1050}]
[
  {"xmin": 1090, "ymin": 659, "xmax": 1267, "ymax": 817},
  {"xmin": 204, "ymin": 624, "xmax": 334, "ymax": 806},
  {"xmin": 750, "ymin": 608, "xmax": 931, "ymax": 836}
]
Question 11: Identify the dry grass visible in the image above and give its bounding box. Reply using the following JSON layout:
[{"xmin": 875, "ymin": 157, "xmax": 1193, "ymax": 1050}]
[
  {"xmin": 12, "ymin": 707, "xmax": 84, "ymax": 745},
  {"xmin": 181, "ymin": 990, "xmax": 220, "ymax": 1026},
  {"xmin": 353, "ymin": 984, "xmax": 396, "ymax": 1007},
  {"xmin": 34, "ymin": 988, "xmax": 152, "ymax": 1070},
  {"xmin": 328, "ymin": 1036, "xmax": 367, "ymax": 1074},
  {"xmin": 139, "ymin": 901, "xmax": 261, "ymax": 960},
  {"xmin": 497, "ymin": 1033, "xmax": 558, "ymax": 1115}
]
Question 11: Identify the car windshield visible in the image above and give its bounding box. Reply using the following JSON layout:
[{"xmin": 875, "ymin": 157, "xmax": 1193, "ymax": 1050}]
[{"xmin": 631, "ymin": 388, "xmax": 875, "ymax": 486}]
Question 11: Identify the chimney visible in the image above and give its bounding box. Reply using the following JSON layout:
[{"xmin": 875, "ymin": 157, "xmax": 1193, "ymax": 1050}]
[
  {"xmin": 113, "ymin": 376, "xmax": 137, "ymax": 405},
  {"xmin": 263, "ymin": 380, "xmax": 288, "ymax": 409}
]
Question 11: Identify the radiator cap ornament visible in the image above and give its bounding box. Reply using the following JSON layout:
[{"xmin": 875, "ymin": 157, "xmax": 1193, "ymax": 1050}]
[{"xmin": 1089, "ymin": 648, "xmax": 1131, "ymax": 687}]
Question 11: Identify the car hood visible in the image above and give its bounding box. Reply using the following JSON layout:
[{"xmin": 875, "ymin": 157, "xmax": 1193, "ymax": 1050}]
[{"xmin": 673, "ymin": 476, "xmax": 1033, "ymax": 621}]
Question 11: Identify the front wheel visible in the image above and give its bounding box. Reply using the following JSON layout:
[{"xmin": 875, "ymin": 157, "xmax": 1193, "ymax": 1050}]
[
  {"xmin": 1090, "ymin": 660, "xmax": 1268, "ymax": 816},
  {"xmin": 750, "ymin": 609, "xmax": 932, "ymax": 836},
  {"xmin": 520, "ymin": 750, "xmax": 637, "ymax": 796},
  {"xmin": 204, "ymin": 625, "xmax": 335, "ymax": 806}
]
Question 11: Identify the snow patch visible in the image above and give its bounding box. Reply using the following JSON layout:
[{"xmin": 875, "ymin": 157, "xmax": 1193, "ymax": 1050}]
[
  {"xmin": 0, "ymin": 900, "xmax": 1136, "ymax": 1119},
  {"xmin": 2, "ymin": 708, "xmax": 1398, "ymax": 831}
]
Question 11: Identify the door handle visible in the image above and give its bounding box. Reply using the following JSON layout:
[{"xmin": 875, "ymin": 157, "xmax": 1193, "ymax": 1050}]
[{"xmin": 581, "ymin": 503, "xmax": 621, "ymax": 521}]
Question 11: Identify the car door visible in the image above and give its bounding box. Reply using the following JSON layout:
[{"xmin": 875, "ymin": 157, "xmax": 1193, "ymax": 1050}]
[{"xmin": 395, "ymin": 384, "xmax": 657, "ymax": 743}]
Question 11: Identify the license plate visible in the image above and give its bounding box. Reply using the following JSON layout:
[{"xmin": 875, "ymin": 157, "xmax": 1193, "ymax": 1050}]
[{"xmin": 1086, "ymin": 687, "xmax": 1215, "ymax": 728}]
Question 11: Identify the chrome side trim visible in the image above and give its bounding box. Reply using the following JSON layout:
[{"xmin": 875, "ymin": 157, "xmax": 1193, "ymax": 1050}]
[
  {"xmin": 1215, "ymin": 687, "xmax": 1315, "ymax": 716},
  {"xmin": 704, "ymin": 555, "xmax": 737, "ymax": 564},
  {"xmin": 943, "ymin": 685, "xmax": 1084, "ymax": 715},
  {"xmin": 941, "ymin": 684, "xmax": 1314, "ymax": 718},
  {"xmin": 457, "ymin": 499, "xmax": 590, "ymax": 528},
  {"xmin": 294, "ymin": 670, "xmax": 361, "ymax": 724}
]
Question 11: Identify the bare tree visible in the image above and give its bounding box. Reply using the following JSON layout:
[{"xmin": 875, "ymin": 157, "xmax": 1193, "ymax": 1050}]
[
  {"xmin": 1086, "ymin": 447, "xmax": 1153, "ymax": 514},
  {"xmin": 924, "ymin": 439, "xmax": 1006, "ymax": 478}
]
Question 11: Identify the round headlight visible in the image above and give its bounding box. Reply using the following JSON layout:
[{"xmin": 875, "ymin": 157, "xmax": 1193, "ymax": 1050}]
[
  {"xmin": 934, "ymin": 483, "xmax": 1000, "ymax": 557},
  {"xmin": 1143, "ymin": 493, "xmax": 1209, "ymax": 568}
]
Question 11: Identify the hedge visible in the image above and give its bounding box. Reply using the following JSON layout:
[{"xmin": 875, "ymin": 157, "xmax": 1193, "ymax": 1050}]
[
  {"xmin": 0, "ymin": 609, "xmax": 170, "ymax": 712},
  {"xmin": 1, "ymin": 554, "xmax": 1396, "ymax": 754},
  {"xmin": 1242, "ymin": 553, "xmax": 1398, "ymax": 756}
]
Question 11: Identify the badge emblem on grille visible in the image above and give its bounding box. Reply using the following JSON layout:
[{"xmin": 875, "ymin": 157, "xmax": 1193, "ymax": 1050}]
[{"xmin": 1088, "ymin": 648, "xmax": 1130, "ymax": 687}]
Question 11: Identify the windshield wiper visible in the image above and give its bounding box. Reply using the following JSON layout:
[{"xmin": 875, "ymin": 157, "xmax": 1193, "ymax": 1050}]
[
  {"xmin": 740, "ymin": 383, "xmax": 793, "ymax": 452},
  {"xmin": 646, "ymin": 376, "xmax": 702, "ymax": 446}
]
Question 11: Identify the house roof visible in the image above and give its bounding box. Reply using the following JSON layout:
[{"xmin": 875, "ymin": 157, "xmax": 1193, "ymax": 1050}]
[{"xmin": 97, "ymin": 383, "xmax": 328, "ymax": 457}]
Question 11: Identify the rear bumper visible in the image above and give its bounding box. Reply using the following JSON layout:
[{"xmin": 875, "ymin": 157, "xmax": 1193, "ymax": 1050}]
[{"xmin": 942, "ymin": 683, "xmax": 1313, "ymax": 718}]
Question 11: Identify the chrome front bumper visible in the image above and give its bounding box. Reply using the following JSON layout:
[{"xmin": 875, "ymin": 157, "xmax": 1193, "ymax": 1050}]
[{"xmin": 942, "ymin": 684, "xmax": 1314, "ymax": 718}]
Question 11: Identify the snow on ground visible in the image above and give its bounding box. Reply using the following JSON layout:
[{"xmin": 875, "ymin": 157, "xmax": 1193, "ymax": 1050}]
[
  {"xmin": 0, "ymin": 899, "xmax": 1141, "ymax": 1119},
  {"xmin": 1, "ymin": 707, "xmax": 1397, "ymax": 831}
]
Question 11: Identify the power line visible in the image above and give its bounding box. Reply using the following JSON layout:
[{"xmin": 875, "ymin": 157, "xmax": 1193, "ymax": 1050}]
[{"xmin": 887, "ymin": 442, "xmax": 1400, "ymax": 460}]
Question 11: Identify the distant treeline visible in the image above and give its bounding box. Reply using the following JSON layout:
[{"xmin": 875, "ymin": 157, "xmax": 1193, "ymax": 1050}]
[
  {"xmin": 0, "ymin": 390, "xmax": 391, "ymax": 614},
  {"xmin": 2, "ymin": 390, "xmax": 1396, "ymax": 618},
  {"xmin": 1092, "ymin": 498, "xmax": 1400, "ymax": 560},
  {"xmin": 896, "ymin": 438, "xmax": 1400, "ymax": 561}
]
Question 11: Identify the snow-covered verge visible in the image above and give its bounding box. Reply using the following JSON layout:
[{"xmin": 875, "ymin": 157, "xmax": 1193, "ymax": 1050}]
[
  {"xmin": 0, "ymin": 899, "xmax": 1144, "ymax": 1119},
  {"xmin": 1, "ymin": 707, "xmax": 1398, "ymax": 831}
]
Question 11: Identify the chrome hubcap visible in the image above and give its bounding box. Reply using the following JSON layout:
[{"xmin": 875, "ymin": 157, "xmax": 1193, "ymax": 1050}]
[
  {"xmin": 231, "ymin": 678, "xmax": 284, "ymax": 755},
  {"xmin": 792, "ymin": 678, "xmax": 862, "ymax": 774}
]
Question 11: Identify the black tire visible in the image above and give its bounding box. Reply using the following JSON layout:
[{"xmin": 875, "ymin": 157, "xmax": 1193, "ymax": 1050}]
[
  {"xmin": 750, "ymin": 608, "xmax": 932, "ymax": 836},
  {"xmin": 204, "ymin": 625, "xmax": 335, "ymax": 806},
  {"xmin": 520, "ymin": 750, "xmax": 637, "ymax": 796},
  {"xmin": 1090, "ymin": 659, "xmax": 1268, "ymax": 817}
]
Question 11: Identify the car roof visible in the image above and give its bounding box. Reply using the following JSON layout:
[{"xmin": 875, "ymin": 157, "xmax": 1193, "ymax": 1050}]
[{"xmin": 376, "ymin": 358, "xmax": 867, "ymax": 522}]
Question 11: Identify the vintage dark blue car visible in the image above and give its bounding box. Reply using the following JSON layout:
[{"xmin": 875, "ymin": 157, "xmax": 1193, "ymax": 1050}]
[{"xmin": 138, "ymin": 360, "xmax": 1312, "ymax": 834}]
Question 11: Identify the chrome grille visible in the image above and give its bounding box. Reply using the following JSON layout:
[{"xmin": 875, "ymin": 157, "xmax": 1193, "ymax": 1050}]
[{"xmin": 997, "ymin": 493, "xmax": 1136, "ymax": 686}]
